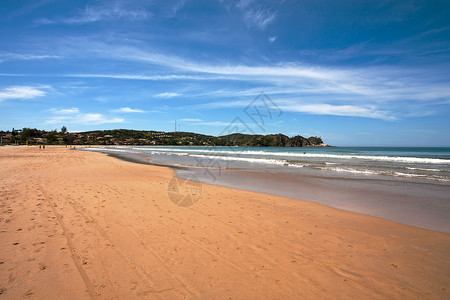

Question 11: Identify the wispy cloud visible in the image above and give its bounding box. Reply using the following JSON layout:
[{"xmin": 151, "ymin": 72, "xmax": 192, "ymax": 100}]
[
  {"xmin": 154, "ymin": 92, "xmax": 181, "ymax": 98},
  {"xmin": 8, "ymin": 0, "xmax": 53, "ymax": 19},
  {"xmin": 279, "ymin": 103, "xmax": 396, "ymax": 121},
  {"xmin": 36, "ymin": 3, "xmax": 151, "ymax": 25},
  {"xmin": 46, "ymin": 107, "xmax": 124, "ymax": 125},
  {"xmin": 67, "ymin": 73, "xmax": 225, "ymax": 81},
  {"xmin": 111, "ymin": 107, "xmax": 145, "ymax": 113},
  {"xmin": 191, "ymin": 98, "xmax": 395, "ymax": 120},
  {"xmin": 223, "ymin": 0, "xmax": 276, "ymax": 30},
  {"xmin": 7, "ymin": 38, "xmax": 449, "ymax": 120},
  {"xmin": 56, "ymin": 41, "xmax": 450, "ymax": 119},
  {"xmin": 192, "ymin": 120, "xmax": 261, "ymax": 129},
  {"xmin": 243, "ymin": 8, "xmax": 277, "ymax": 30},
  {"xmin": 0, "ymin": 52, "xmax": 59, "ymax": 63},
  {"xmin": 268, "ymin": 36, "xmax": 277, "ymax": 43},
  {"xmin": 236, "ymin": 0, "xmax": 257, "ymax": 10},
  {"xmin": 179, "ymin": 118, "xmax": 202, "ymax": 122},
  {"xmin": 52, "ymin": 107, "xmax": 79, "ymax": 114},
  {"xmin": 172, "ymin": 0, "xmax": 186, "ymax": 16},
  {"xmin": 0, "ymin": 86, "xmax": 48, "ymax": 102},
  {"xmin": 192, "ymin": 121, "xmax": 238, "ymax": 127}
]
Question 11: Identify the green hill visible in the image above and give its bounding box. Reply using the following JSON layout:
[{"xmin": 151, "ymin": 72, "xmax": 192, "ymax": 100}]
[{"xmin": 0, "ymin": 128, "xmax": 329, "ymax": 147}]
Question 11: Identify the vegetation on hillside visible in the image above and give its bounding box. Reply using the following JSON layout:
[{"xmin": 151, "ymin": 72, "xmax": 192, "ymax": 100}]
[{"xmin": 0, "ymin": 127, "xmax": 326, "ymax": 147}]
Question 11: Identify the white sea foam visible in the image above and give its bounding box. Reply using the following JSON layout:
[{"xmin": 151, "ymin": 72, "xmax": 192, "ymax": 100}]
[
  {"xmin": 406, "ymin": 167, "xmax": 446, "ymax": 172},
  {"xmin": 85, "ymin": 147, "xmax": 449, "ymax": 181},
  {"xmin": 189, "ymin": 154, "xmax": 288, "ymax": 166},
  {"xmin": 318, "ymin": 167, "xmax": 449, "ymax": 182},
  {"xmin": 134, "ymin": 147, "xmax": 450, "ymax": 164},
  {"xmin": 318, "ymin": 167, "xmax": 380, "ymax": 175},
  {"xmin": 394, "ymin": 172, "xmax": 428, "ymax": 178}
]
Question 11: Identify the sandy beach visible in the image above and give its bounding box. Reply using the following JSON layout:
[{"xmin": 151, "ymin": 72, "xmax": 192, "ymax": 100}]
[{"xmin": 1, "ymin": 146, "xmax": 449, "ymax": 299}]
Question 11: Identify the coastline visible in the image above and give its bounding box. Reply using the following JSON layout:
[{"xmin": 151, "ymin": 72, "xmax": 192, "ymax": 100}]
[
  {"xmin": 1, "ymin": 146, "xmax": 449, "ymax": 299},
  {"xmin": 84, "ymin": 147, "xmax": 450, "ymax": 233}
]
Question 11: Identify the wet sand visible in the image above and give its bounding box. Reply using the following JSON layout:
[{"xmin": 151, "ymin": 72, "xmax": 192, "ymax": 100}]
[
  {"xmin": 176, "ymin": 167, "xmax": 450, "ymax": 233},
  {"xmin": 97, "ymin": 149, "xmax": 450, "ymax": 233},
  {"xmin": 1, "ymin": 146, "xmax": 449, "ymax": 299}
]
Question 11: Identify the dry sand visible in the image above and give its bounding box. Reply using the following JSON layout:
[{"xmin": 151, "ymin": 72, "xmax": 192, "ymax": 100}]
[{"xmin": 0, "ymin": 146, "xmax": 449, "ymax": 299}]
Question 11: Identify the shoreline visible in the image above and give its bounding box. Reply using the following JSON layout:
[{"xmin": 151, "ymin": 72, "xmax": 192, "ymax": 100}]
[
  {"xmin": 1, "ymin": 146, "xmax": 449, "ymax": 298},
  {"xmin": 84, "ymin": 147, "xmax": 450, "ymax": 234}
]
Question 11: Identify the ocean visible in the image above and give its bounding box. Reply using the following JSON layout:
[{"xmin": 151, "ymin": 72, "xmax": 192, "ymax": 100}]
[{"xmin": 83, "ymin": 146, "xmax": 450, "ymax": 232}]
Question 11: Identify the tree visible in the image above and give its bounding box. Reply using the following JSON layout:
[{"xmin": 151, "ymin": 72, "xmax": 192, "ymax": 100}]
[
  {"xmin": 46, "ymin": 130, "xmax": 58, "ymax": 144},
  {"xmin": 19, "ymin": 128, "xmax": 42, "ymax": 143},
  {"xmin": 11, "ymin": 128, "xmax": 18, "ymax": 144},
  {"xmin": 63, "ymin": 134, "xmax": 75, "ymax": 145},
  {"xmin": 61, "ymin": 126, "xmax": 67, "ymax": 134}
]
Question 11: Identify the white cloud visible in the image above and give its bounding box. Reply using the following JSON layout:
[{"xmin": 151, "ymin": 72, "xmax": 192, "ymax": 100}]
[
  {"xmin": 52, "ymin": 107, "xmax": 80, "ymax": 114},
  {"xmin": 62, "ymin": 40, "xmax": 450, "ymax": 118},
  {"xmin": 9, "ymin": 0, "xmax": 53, "ymax": 19},
  {"xmin": 179, "ymin": 118, "xmax": 202, "ymax": 122},
  {"xmin": 269, "ymin": 36, "xmax": 277, "ymax": 43},
  {"xmin": 0, "ymin": 86, "xmax": 47, "ymax": 102},
  {"xmin": 36, "ymin": 3, "xmax": 151, "ymax": 25},
  {"xmin": 278, "ymin": 103, "xmax": 395, "ymax": 120},
  {"xmin": 193, "ymin": 121, "xmax": 236, "ymax": 127},
  {"xmin": 93, "ymin": 44, "xmax": 342, "ymax": 80},
  {"xmin": 0, "ymin": 52, "xmax": 59, "ymax": 63},
  {"xmin": 14, "ymin": 40, "xmax": 450, "ymax": 120},
  {"xmin": 95, "ymin": 96, "xmax": 108, "ymax": 103},
  {"xmin": 46, "ymin": 107, "xmax": 124, "ymax": 125},
  {"xmin": 110, "ymin": 47, "xmax": 447, "ymax": 105},
  {"xmin": 111, "ymin": 107, "xmax": 145, "ymax": 113},
  {"xmin": 154, "ymin": 92, "xmax": 181, "ymax": 98},
  {"xmin": 172, "ymin": 0, "xmax": 186, "ymax": 15},
  {"xmin": 68, "ymin": 73, "xmax": 222, "ymax": 81},
  {"xmin": 234, "ymin": 0, "xmax": 276, "ymax": 30},
  {"xmin": 78, "ymin": 113, "xmax": 124, "ymax": 124},
  {"xmin": 243, "ymin": 8, "xmax": 277, "ymax": 30},
  {"xmin": 192, "ymin": 120, "xmax": 261, "ymax": 129},
  {"xmin": 236, "ymin": 0, "xmax": 257, "ymax": 10},
  {"xmin": 191, "ymin": 98, "xmax": 395, "ymax": 120}
]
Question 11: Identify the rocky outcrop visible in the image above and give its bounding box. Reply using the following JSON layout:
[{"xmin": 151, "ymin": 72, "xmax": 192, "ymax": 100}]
[{"xmin": 220, "ymin": 133, "xmax": 329, "ymax": 147}]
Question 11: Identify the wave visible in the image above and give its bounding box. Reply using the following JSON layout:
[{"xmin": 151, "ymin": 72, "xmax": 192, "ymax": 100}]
[
  {"xmin": 318, "ymin": 167, "xmax": 449, "ymax": 182},
  {"xmin": 189, "ymin": 154, "xmax": 288, "ymax": 166},
  {"xmin": 134, "ymin": 147, "xmax": 450, "ymax": 164},
  {"xmin": 318, "ymin": 167, "xmax": 381, "ymax": 175},
  {"xmin": 84, "ymin": 147, "xmax": 448, "ymax": 181},
  {"xmin": 406, "ymin": 167, "xmax": 447, "ymax": 172}
]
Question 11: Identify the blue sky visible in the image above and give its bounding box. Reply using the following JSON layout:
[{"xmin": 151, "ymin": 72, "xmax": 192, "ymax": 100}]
[{"xmin": 0, "ymin": 0, "xmax": 449, "ymax": 146}]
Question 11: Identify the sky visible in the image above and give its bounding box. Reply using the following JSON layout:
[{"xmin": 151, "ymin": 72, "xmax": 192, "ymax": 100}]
[{"xmin": 0, "ymin": 0, "xmax": 449, "ymax": 146}]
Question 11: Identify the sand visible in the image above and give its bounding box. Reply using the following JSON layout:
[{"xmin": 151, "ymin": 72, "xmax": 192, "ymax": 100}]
[{"xmin": 0, "ymin": 146, "xmax": 449, "ymax": 299}]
